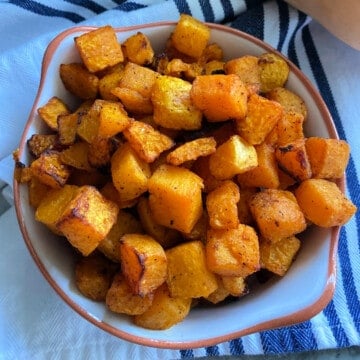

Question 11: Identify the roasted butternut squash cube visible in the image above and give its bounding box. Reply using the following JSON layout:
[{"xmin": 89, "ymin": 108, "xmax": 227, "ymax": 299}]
[
  {"xmin": 209, "ymin": 135, "xmax": 258, "ymax": 180},
  {"xmin": 206, "ymin": 180, "xmax": 240, "ymax": 230},
  {"xmin": 59, "ymin": 141, "xmax": 92, "ymax": 171},
  {"xmin": 148, "ymin": 164, "xmax": 204, "ymax": 233},
  {"xmin": 133, "ymin": 283, "xmax": 192, "ymax": 330},
  {"xmin": 166, "ymin": 240, "xmax": 218, "ymax": 298},
  {"xmin": 112, "ymin": 62, "xmax": 158, "ymax": 114},
  {"xmin": 236, "ymin": 93, "xmax": 283, "ymax": 145},
  {"xmin": 206, "ymin": 277, "xmax": 231, "ymax": 304},
  {"xmin": 190, "ymin": 74, "xmax": 248, "ymax": 122},
  {"xmin": 224, "ymin": 55, "xmax": 261, "ymax": 94},
  {"xmin": 206, "ymin": 224, "xmax": 260, "ymax": 277},
  {"xmin": 152, "ymin": 75, "xmax": 202, "ymax": 130},
  {"xmin": 119, "ymin": 234, "xmax": 167, "ymax": 296},
  {"xmin": 56, "ymin": 185, "xmax": 119, "ymax": 256},
  {"xmin": 27, "ymin": 134, "xmax": 59, "ymax": 158},
  {"xmin": 123, "ymin": 120, "xmax": 174, "ymax": 163},
  {"xmin": 28, "ymin": 177, "xmax": 51, "ymax": 208},
  {"xmin": 111, "ymin": 142, "xmax": 151, "ymax": 202},
  {"xmin": 106, "ymin": 273, "xmax": 153, "ymax": 315},
  {"xmin": 30, "ymin": 150, "xmax": 71, "ymax": 189},
  {"xmin": 260, "ymin": 235, "xmax": 301, "ymax": 276},
  {"xmin": 258, "ymin": 52, "xmax": 289, "ymax": 93},
  {"xmin": 57, "ymin": 113, "xmax": 78, "ymax": 146},
  {"xmin": 266, "ymin": 87, "xmax": 307, "ymax": 120},
  {"xmin": 305, "ymin": 137, "xmax": 350, "ymax": 179},
  {"xmin": 237, "ymin": 142, "xmax": 280, "ymax": 189},
  {"xmin": 87, "ymin": 137, "xmax": 114, "ymax": 168},
  {"xmin": 60, "ymin": 63, "xmax": 99, "ymax": 100},
  {"xmin": 275, "ymin": 111, "xmax": 304, "ymax": 146},
  {"xmin": 97, "ymin": 209, "xmax": 143, "ymax": 262},
  {"xmin": 171, "ymin": 14, "xmax": 210, "ymax": 59},
  {"xmin": 98, "ymin": 66, "xmax": 124, "ymax": 101},
  {"xmin": 75, "ymin": 253, "xmax": 115, "ymax": 301},
  {"xmin": 295, "ymin": 178, "xmax": 357, "ymax": 227},
  {"xmin": 75, "ymin": 25, "xmax": 124, "ymax": 73},
  {"xmin": 35, "ymin": 184, "xmax": 79, "ymax": 234},
  {"xmin": 275, "ymin": 139, "xmax": 312, "ymax": 182},
  {"xmin": 137, "ymin": 197, "xmax": 181, "ymax": 249},
  {"xmin": 37, "ymin": 96, "xmax": 70, "ymax": 131},
  {"xmin": 166, "ymin": 137, "xmax": 216, "ymax": 166},
  {"xmin": 122, "ymin": 32, "xmax": 154, "ymax": 65},
  {"xmin": 112, "ymin": 87, "xmax": 153, "ymax": 115},
  {"xmin": 221, "ymin": 275, "xmax": 247, "ymax": 297},
  {"xmin": 97, "ymin": 100, "xmax": 131, "ymax": 138},
  {"xmin": 249, "ymin": 189, "xmax": 307, "ymax": 242}
]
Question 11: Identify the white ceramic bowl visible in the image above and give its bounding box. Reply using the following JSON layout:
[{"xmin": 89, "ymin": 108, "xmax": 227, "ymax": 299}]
[{"xmin": 14, "ymin": 21, "xmax": 341, "ymax": 349}]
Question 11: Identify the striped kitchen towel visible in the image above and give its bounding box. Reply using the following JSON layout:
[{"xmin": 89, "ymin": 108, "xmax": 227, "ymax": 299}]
[{"xmin": 0, "ymin": 1, "xmax": 359, "ymax": 358}]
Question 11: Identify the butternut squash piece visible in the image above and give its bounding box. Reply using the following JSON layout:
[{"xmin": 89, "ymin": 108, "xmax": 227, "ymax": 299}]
[
  {"xmin": 119, "ymin": 234, "xmax": 167, "ymax": 296},
  {"xmin": 148, "ymin": 164, "xmax": 204, "ymax": 233},
  {"xmin": 37, "ymin": 96, "xmax": 70, "ymax": 131},
  {"xmin": 56, "ymin": 185, "xmax": 119, "ymax": 256},
  {"xmin": 171, "ymin": 14, "xmax": 210, "ymax": 59},
  {"xmin": 236, "ymin": 93, "xmax": 283, "ymax": 145},
  {"xmin": 295, "ymin": 178, "xmax": 357, "ymax": 227},
  {"xmin": 75, "ymin": 25, "xmax": 124, "ymax": 73},
  {"xmin": 123, "ymin": 120, "xmax": 174, "ymax": 163},
  {"xmin": 260, "ymin": 235, "xmax": 301, "ymax": 276},
  {"xmin": 106, "ymin": 273, "xmax": 153, "ymax": 315},
  {"xmin": 30, "ymin": 150, "xmax": 71, "ymax": 189},
  {"xmin": 206, "ymin": 180, "xmax": 240, "ymax": 230},
  {"xmin": 133, "ymin": 283, "xmax": 191, "ymax": 330},
  {"xmin": 60, "ymin": 63, "xmax": 99, "ymax": 100},
  {"xmin": 249, "ymin": 189, "xmax": 307, "ymax": 242},
  {"xmin": 122, "ymin": 31, "xmax": 154, "ymax": 65},
  {"xmin": 275, "ymin": 139, "xmax": 312, "ymax": 182},
  {"xmin": 305, "ymin": 137, "xmax": 350, "ymax": 179},
  {"xmin": 75, "ymin": 253, "xmax": 115, "ymax": 301},
  {"xmin": 190, "ymin": 74, "xmax": 248, "ymax": 122},
  {"xmin": 152, "ymin": 75, "xmax": 202, "ymax": 130},
  {"xmin": 209, "ymin": 135, "xmax": 258, "ymax": 180},
  {"xmin": 166, "ymin": 137, "xmax": 216, "ymax": 166},
  {"xmin": 224, "ymin": 55, "xmax": 261, "ymax": 94},
  {"xmin": 206, "ymin": 224, "xmax": 260, "ymax": 277},
  {"xmin": 237, "ymin": 142, "xmax": 280, "ymax": 189},
  {"xmin": 166, "ymin": 240, "xmax": 218, "ymax": 298},
  {"xmin": 111, "ymin": 142, "xmax": 151, "ymax": 202}
]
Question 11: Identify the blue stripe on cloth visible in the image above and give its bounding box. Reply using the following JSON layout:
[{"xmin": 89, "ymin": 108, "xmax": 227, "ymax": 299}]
[
  {"xmin": 229, "ymin": 338, "xmax": 245, "ymax": 355},
  {"xmin": 113, "ymin": 1, "xmax": 147, "ymax": 11},
  {"xmin": 230, "ymin": 1, "xmax": 264, "ymax": 40},
  {"xmin": 174, "ymin": 0, "xmax": 192, "ymax": 14},
  {"xmin": 7, "ymin": 0, "xmax": 85, "ymax": 22},
  {"xmin": 276, "ymin": 0, "xmax": 289, "ymax": 51},
  {"xmin": 199, "ymin": 0, "xmax": 215, "ymax": 22},
  {"xmin": 63, "ymin": 0, "xmax": 107, "ymax": 14},
  {"xmin": 301, "ymin": 23, "xmax": 360, "ymax": 339},
  {"xmin": 323, "ymin": 299, "xmax": 350, "ymax": 347},
  {"xmin": 180, "ymin": 349, "xmax": 194, "ymax": 358},
  {"xmin": 286, "ymin": 10, "xmax": 307, "ymax": 67},
  {"xmin": 261, "ymin": 321, "xmax": 318, "ymax": 354},
  {"xmin": 339, "ymin": 223, "xmax": 360, "ymax": 335},
  {"xmin": 205, "ymin": 345, "xmax": 220, "ymax": 356},
  {"xmin": 220, "ymin": 0, "xmax": 234, "ymax": 23}
]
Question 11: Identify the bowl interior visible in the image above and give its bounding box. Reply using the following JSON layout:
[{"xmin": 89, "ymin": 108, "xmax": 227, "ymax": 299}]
[{"xmin": 14, "ymin": 22, "xmax": 340, "ymax": 349}]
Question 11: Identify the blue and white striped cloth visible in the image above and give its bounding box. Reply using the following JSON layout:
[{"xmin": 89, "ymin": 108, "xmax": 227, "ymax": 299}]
[{"xmin": 0, "ymin": 1, "xmax": 359, "ymax": 358}]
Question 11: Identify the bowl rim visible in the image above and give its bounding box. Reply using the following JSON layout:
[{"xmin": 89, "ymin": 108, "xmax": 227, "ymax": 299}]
[{"xmin": 13, "ymin": 21, "xmax": 342, "ymax": 349}]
